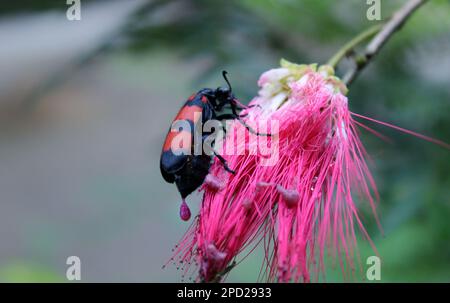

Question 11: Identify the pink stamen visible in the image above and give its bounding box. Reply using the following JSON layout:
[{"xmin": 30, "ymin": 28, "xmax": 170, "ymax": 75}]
[
  {"xmin": 351, "ymin": 112, "xmax": 450, "ymax": 149},
  {"xmin": 242, "ymin": 199, "xmax": 253, "ymax": 211},
  {"xmin": 233, "ymin": 98, "xmax": 249, "ymax": 109},
  {"xmin": 204, "ymin": 174, "xmax": 224, "ymax": 192},
  {"xmin": 276, "ymin": 185, "xmax": 299, "ymax": 208}
]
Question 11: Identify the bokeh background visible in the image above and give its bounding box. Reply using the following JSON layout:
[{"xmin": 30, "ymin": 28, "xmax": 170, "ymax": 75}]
[{"xmin": 0, "ymin": 0, "xmax": 449, "ymax": 282}]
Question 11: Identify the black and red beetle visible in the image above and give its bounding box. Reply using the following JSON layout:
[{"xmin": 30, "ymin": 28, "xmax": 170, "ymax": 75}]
[{"xmin": 160, "ymin": 71, "xmax": 265, "ymax": 221}]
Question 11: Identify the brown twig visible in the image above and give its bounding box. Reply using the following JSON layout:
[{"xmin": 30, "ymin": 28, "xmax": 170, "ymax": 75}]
[{"xmin": 343, "ymin": 0, "xmax": 429, "ymax": 86}]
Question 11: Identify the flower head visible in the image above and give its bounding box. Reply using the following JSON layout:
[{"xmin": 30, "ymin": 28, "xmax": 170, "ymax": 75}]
[{"xmin": 171, "ymin": 59, "xmax": 379, "ymax": 282}]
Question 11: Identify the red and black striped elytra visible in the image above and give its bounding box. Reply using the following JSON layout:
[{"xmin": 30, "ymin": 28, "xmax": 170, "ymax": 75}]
[
  {"xmin": 160, "ymin": 87, "xmax": 219, "ymax": 199},
  {"xmin": 160, "ymin": 71, "xmax": 259, "ymax": 221}
]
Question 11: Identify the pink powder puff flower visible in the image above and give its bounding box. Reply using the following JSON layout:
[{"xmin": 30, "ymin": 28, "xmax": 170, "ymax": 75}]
[{"xmin": 169, "ymin": 59, "xmax": 448, "ymax": 282}]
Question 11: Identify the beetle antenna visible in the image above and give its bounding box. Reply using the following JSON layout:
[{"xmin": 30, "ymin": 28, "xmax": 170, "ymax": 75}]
[{"xmin": 222, "ymin": 70, "xmax": 232, "ymax": 92}]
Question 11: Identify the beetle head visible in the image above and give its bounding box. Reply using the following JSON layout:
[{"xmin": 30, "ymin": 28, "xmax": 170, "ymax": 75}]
[{"xmin": 213, "ymin": 71, "xmax": 235, "ymax": 111}]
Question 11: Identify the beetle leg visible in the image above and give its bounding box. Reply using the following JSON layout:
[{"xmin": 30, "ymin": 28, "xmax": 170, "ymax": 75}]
[
  {"xmin": 230, "ymin": 105, "xmax": 271, "ymax": 136},
  {"xmin": 215, "ymin": 114, "xmax": 235, "ymax": 120},
  {"xmin": 240, "ymin": 104, "xmax": 261, "ymax": 110},
  {"xmin": 214, "ymin": 152, "xmax": 235, "ymax": 174},
  {"xmin": 216, "ymin": 110, "xmax": 271, "ymax": 137}
]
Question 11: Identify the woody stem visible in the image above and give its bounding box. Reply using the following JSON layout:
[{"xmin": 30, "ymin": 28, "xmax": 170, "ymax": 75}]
[
  {"xmin": 327, "ymin": 24, "xmax": 383, "ymax": 69},
  {"xmin": 327, "ymin": 0, "xmax": 429, "ymax": 86}
]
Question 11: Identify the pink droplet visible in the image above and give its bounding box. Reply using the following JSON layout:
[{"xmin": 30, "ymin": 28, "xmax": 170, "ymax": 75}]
[{"xmin": 180, "ymin": 199, "xmax": 191, "ymax": 221}]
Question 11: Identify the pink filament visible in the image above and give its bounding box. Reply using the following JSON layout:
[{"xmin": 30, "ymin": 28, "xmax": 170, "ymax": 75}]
[{"xmin": 351, "ymin": 112, "xmax": 450, "ymax": 150}]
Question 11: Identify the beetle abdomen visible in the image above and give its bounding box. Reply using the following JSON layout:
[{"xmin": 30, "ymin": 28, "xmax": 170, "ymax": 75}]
[{"xmin": 174, "ymin": 154, "xmax": 212, "ymax": 198}]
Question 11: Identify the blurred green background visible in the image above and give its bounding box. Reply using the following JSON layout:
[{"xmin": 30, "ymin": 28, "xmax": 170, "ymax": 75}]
[{"xmin": 0, "ymin": 0, "xmax": 449, "ymax": 282}]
